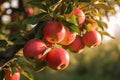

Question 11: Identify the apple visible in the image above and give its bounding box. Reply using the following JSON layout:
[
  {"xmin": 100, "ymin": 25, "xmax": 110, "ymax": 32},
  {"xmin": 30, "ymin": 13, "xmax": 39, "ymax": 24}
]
[
  {"xmin": 73, "ymin": 7, "xmax": 85, "ymax": 26},
  {"xmin": 59, "ymin": 27, "xmax": 76, "ymax": 45},
  {"xmin": 65, "ymin": 7, "xmax": 85, "ymax": 26},
  {"xmin": 43, "ymin": 21, "xmax": 66, "ymax": 43},
  {"xmin": 4, "ymin": 69, "xmax": 11, "ymax": 80},
  {"xmin": 23, "ymin": 39, "xmax": 47, "ymax": 62},
  {"xmin": 26, "ymin": 7, "xmax": 34, "ymax": 16},
  {"xmin": 82, "ymin": 30, "xmax": 101, "ymax": 47},
  {"xmin": 67, "ymin": 35, "xmax": 85, "ymax": 54},
  {"xmin": 10, "ymin": 69, "xmax": 20, "ymax": 80},
  {"xmin": 46, "ymin": 47, "xmax": 70, "ymax": 70}
]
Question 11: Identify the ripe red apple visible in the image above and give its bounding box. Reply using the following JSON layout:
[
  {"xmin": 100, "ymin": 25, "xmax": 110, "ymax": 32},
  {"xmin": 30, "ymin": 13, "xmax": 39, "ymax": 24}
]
[
  {"xmin": 43, "ymin": 21, "xmax": 66, "ymax": 43},
  {"xmin": 82, "ymin": 30, "xmax": 102, "ymax": 47},
  {"xmin": 4, "ymin": 69, "xmax": 11, "ymax": 80},
  {"xmin": 65, "ymin": 7, "xmax": 85, "ymax": 26},
  {"xmin": 59, "ymin": 27, "xmax": 76, "ymax": 45},
  {"xmin": 73, "ymin": 7, "xmax": 85, "ymax": 26},
  {"xmin": 46, "ymin": 47, "xmax": 70, "ymax": 70},
  {"xmin": 10, "ymin": 69, "xmax": 20, "ymax": 80},
  {"xmin": 23, "ymin": 39, "xmax": 47, "ymax": 62},
  {"xmin": 67, "ymin": 35, "xmax": 85, "ymax": 54}
]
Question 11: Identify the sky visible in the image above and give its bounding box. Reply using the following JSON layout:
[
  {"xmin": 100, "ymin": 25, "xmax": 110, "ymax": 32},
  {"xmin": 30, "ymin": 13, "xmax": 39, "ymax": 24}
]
[{"xmin": 102, "ymin": 5, "xmax": 120, "ymax": 41}]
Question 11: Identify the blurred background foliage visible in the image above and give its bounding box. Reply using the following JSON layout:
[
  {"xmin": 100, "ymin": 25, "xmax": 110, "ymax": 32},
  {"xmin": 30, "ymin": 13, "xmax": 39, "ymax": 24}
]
[{"xmin": 19, "ymin": 39, "xmax": 120, "ymax": 80}]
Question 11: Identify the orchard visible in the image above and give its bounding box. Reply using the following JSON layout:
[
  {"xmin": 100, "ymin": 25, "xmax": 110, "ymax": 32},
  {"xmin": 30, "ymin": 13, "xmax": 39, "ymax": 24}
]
[{"xmin": 0, "ymin": 0, "xmax": 120, "ymax": 80}]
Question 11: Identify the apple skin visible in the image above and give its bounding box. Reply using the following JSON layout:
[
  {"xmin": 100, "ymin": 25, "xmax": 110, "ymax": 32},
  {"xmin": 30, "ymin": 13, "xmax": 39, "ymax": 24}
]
[
  {"xmin": 59, "ymin": 27, "xmax": 77, "ymax": 45},
  {"xmin": 46, "ymin": 47, "xmax": 70, "ymax": 70},
  {"xmin": 67, "ymin": 35, "xmax": 85, "ymax": 54},
  {"xmin": 43, "ymin": 21, "xmax": 66, "ymax": 43},
  {"xmin": 4, "ymin": 69, "xmax": 11, "ymax": 80},
  {"xmin": 10, "ymin": 69, "xmax": 20, "ymax": 80},
  {"xmin": 65, "ymin": 7, "xmax": 85, "ymax": 26},
  {"xmin": 26, "ymin": 7, "xmax": 34, "ymax": 16},
  {"xmin": 82, "ymin": 30, "xmax": 102, "ymax": 47},
  {"xmin": 73, "ymin": 7, "xmax": 85, "ymax": 26},
  {"xmin": 23, "ymin": 39, "xmax": 47, "ymax": 62}
]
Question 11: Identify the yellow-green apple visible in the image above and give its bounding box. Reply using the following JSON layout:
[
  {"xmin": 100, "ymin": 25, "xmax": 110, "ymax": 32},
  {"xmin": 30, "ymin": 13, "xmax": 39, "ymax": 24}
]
[
  {"xmin": 46, "ymin": 47, "xmax": 70, "ymax": 70},
  {"xmin": 82, "ymin": 30, "xmax": 101, "ymax": 47},
  {"xmin": 43, "ymin": 21, "xmax": 66, "ymax": 43},
  {"xmin": 23, "ymin": 39, "xmax": 47, "ymax": 62},
  {"xmin": 59, "ymin": 27, "xmax": 77, "ymax": 45},
  {"xmin": 67, "ymin": 35, "xmax": 85, "ymax": 54}
]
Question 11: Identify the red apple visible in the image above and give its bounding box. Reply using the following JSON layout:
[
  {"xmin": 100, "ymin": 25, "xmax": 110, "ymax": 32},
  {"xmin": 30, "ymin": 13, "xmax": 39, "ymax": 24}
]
[
  {"xmin": 73, "ymin": 7, "xmax": 85, "ymax": 26},
  {"xmin": 59, "ymin": 27, "xmax": 77, "ymax": 45},
  {"xmin": 46, "ymin": 47, "xmax": 70, "ymax": 70},
  {"xmin": 65, "ymin": 7, "xmax": 85, "ymax": 26},
  {"xmin": 82, "ymin": 30, "xmax": 101, "ymax": 47},
  {"xmin": 26, "ymin": 7, "xmax": 34, "ymax": 16},
  {"xmin": 67, "ymin": 35, "xmax": 85, "ymax": 54},
  {"xmin": 4, "ymin": 69, "xmax": 11, "ymax": 80},
  {"xmin": 10, "ymin": 69, "xmax": 20, "ymax": 80},
  {"xmin": 23, "ymin": 39, "xmax": 47, "ymax": 62},
  {"xmin": 43, "ymin": 21, "xmax": 66, "ymax": 43}
]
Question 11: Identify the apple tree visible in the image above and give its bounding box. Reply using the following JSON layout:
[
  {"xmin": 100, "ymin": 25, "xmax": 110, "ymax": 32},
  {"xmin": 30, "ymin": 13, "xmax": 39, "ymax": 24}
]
[{"xmin": 0, "ymin": 0, "xmax": 120, "ymax": 80}]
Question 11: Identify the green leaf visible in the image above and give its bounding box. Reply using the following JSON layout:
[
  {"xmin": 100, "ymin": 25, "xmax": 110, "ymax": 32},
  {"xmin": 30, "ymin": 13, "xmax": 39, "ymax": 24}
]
[
  {"xmin": 67, "ymin": 15, "xmax": 79, "ymax": 26},
  {"xmin": 50, "ymin": 0, "xmax": 60, "ymax": 4},
  {"xmin": 68, "ymin": 25, "xmax": 80, "ymax": 34},
  {"xmin": 8, "ymin": 32, "xmax": 21, "ymax": 41},
  {"xmin": 28, "ymin": 0, "xmax": 49, "ymax": 12},
  {"xmin": 101, "ymin": 21, "xmax": 108, "ymax": 29},
  {"xmin": 94, "ymin": 4, "xmax": 113, "ymax": 11},
  {"xmin": 95, "ymin": 20, "xmax": 104, "ymax": 30},
  {"xmin": 35, "ymin": 21, "xmax": 46, "ymax": 39},
  {"xmin": 85, "ymin": 23, "xmax": 93, "ymax": 31},
  {"xmin": 17, "ymin": 56, "xmax": 35, "ymax": 68},
  {"xmin": 34, "ymin": 60, "xmax": 46, "ymax": 72},
  {"xmin": 35, "ymin": 12, "xmax": 48, "ymax": 20},
  {"xmin": 78, "ymin": 0, "xmax": 91, "ymax": 2},
  {"xmin": 22, "ymin": 16, "xmax": 38, "ymax": 25},
  {"xmin": 23, "ymin": 12, "xmax": 48, "ymax": 25},
  {"xmin": 0, "ymin": 70, "xmax": 5, "ymax": 80},
  {"xmin": 0, "ymin": 40, "xmax": 8, "ymax": 47},
  {"xmin": 99, "ymin": 31, "xmax": 115, "ymax": 39},
  {"xmin": 21, "ymin": 69, "xmax": 34, "ymax": 80},
  {"xmin": 14, "ymin": 38, "xmax": 26, "ymax": 45},
  {"xmin": 61, "ymin": 20, "xmax": 80, "ymax": 34},
  {"xmin": 64, "ymin": 3, "xmax": 74, "ymax": 14}
]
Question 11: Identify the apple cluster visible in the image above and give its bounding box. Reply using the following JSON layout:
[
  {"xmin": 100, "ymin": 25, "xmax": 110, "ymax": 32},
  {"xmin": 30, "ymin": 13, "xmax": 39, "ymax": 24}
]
[{"xmin": 23, "ymin": 7, "xmax": 102, "ymax": 71}]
